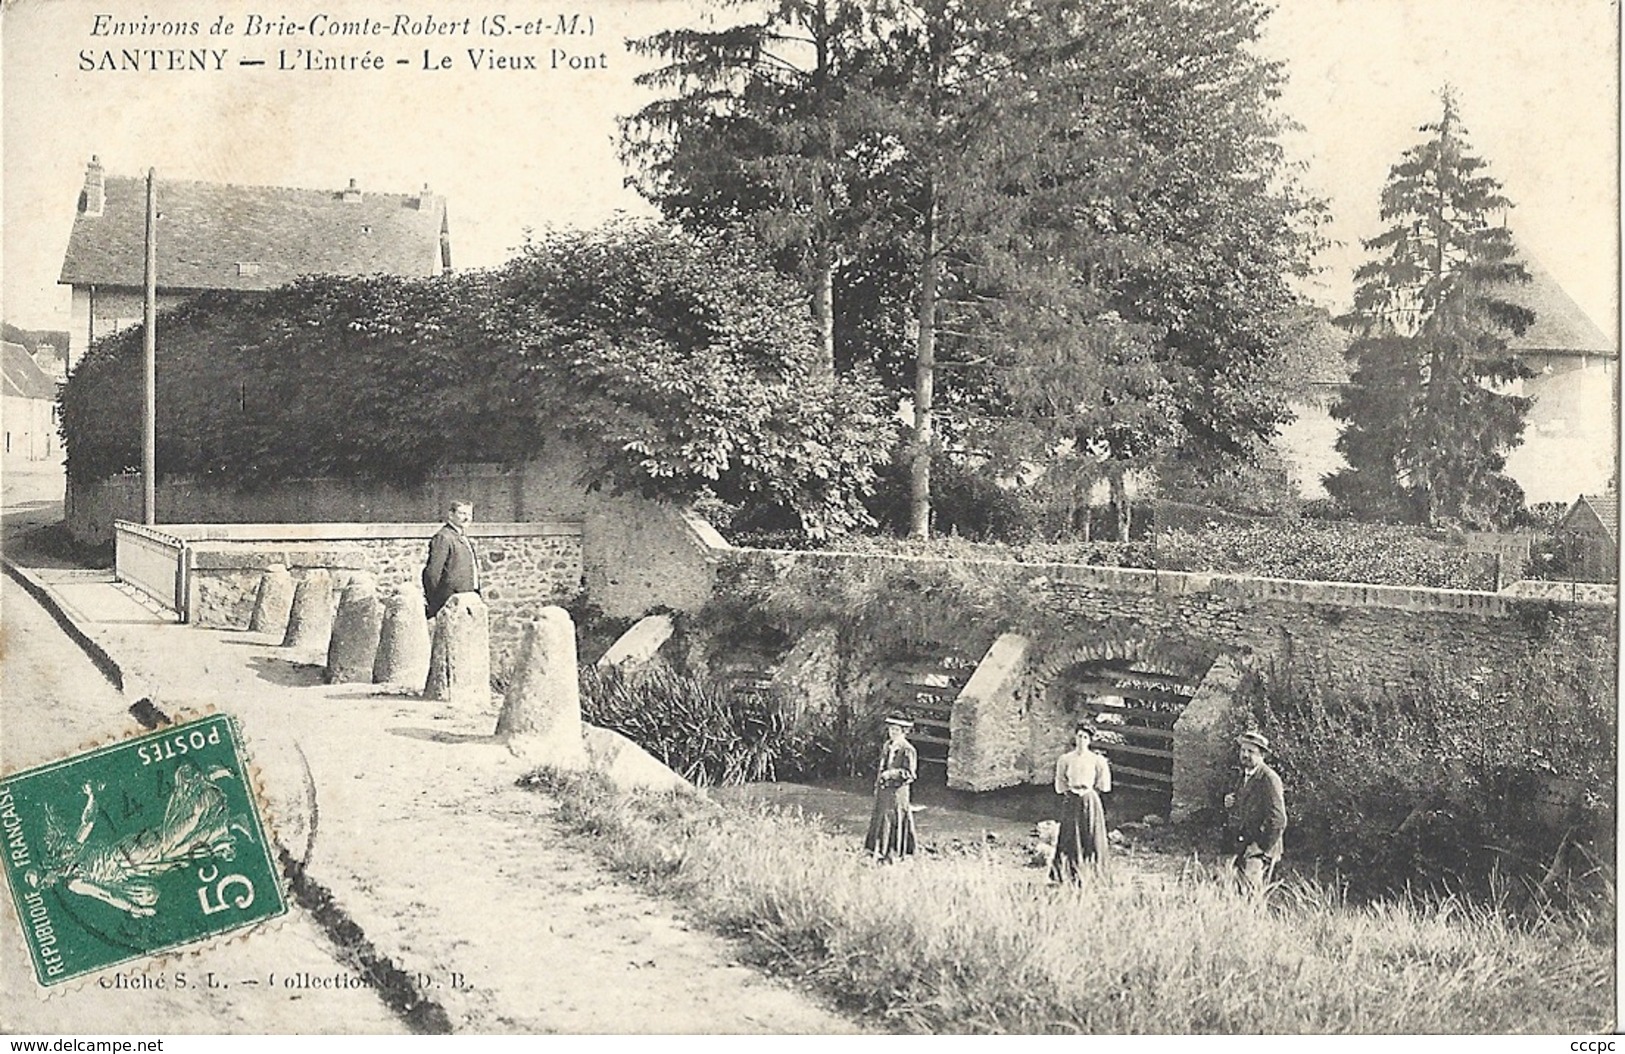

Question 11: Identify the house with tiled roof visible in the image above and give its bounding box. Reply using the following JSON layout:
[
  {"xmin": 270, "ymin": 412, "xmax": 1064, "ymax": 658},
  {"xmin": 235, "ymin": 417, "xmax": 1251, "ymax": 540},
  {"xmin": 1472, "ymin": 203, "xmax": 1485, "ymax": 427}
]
[
  {"xmin": 3, "ymin": 340, "xmax": 60, "ymax": 463},
  {"xmin": 1555, "ymin": 491, "xmax": 1618, "ymax": 581},
  {"xmin": 58, "ymin": 157, "xmax": 451, "ymax": 370},
  {"xmin": 1277, "ymin": 234, "xmax": 1618, "ymax": 506}
]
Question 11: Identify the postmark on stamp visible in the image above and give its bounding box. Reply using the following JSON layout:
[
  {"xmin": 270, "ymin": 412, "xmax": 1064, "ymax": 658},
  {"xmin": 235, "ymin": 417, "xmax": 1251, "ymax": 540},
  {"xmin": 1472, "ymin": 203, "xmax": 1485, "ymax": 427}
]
[{"xmin": 1, "ymin": 714, "xmax": 287, "ymax": 986}]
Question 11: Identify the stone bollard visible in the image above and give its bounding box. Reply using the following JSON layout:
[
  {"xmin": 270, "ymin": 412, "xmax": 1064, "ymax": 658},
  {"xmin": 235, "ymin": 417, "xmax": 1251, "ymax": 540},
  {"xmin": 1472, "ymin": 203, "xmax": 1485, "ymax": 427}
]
[
  {"xmin": 281, "ymin": 569, "xmax": 335, "ymax": 652},
  {"xmin": 374, "ymin": 583, "xmax": 432, "ymax": 688},
  {"xmin": 328, "ymin": 570, "xmax": 353, "ymax": 617},
  {"xmin": 495, "ymin": 607, "xmax": 588, "ymax": 768},
  {"xmin": 247, "ymin": 564, "xmax": 296, "ymax": 636},
  {"xmin": 596, "ymin": 614, "xmax": 674, "ymax": 670},
  {"xmin": 423, "ymin": 593, "xmax": 492, "ymax": 710},
  {"xmin": 325, "ymin": 572, "xmax": 383, "ymax": 684}
]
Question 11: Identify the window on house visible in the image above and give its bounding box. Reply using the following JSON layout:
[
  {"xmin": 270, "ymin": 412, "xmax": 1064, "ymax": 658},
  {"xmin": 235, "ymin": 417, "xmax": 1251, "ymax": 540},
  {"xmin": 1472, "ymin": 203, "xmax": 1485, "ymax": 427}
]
[{"xmin": 238, "ymin": 262, "xmax": 261, "ymax": 277}]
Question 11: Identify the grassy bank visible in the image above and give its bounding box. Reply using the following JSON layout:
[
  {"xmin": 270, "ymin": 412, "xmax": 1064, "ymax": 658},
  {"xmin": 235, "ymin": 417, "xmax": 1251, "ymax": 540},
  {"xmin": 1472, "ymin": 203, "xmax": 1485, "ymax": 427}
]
[{"xmin": 523, "ymin": 768, "xmax": 1613, "ymax": 1034}]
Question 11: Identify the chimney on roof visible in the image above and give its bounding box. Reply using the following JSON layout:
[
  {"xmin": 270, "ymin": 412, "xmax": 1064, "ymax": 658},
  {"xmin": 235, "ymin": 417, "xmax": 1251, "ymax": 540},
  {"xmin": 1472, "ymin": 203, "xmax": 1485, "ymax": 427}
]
[
  {"xmin": 413, "ymin": 182, "xmax": 436, "ymax": 211},
  {"xmin": 79, "ymin": 156, "xmax": 106, "ymax": 217},
  {"xmin": 342, "ymin": 178, "xmax": 362, "ymax": 203}
]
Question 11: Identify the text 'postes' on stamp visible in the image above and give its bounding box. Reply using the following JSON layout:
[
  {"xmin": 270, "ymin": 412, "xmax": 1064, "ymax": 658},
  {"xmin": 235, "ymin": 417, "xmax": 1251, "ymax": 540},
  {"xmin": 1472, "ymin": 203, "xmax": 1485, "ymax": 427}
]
[{"xmin": 1, "ymin": 714, "xmax": 288, "ymax": 987}]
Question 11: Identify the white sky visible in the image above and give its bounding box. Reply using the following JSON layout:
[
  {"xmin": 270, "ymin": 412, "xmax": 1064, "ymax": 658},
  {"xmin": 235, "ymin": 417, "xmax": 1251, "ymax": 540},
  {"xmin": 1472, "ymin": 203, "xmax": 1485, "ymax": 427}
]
[{"xmin": 2, "ymin": 0, "xmax": 1618, "ymax": 341}]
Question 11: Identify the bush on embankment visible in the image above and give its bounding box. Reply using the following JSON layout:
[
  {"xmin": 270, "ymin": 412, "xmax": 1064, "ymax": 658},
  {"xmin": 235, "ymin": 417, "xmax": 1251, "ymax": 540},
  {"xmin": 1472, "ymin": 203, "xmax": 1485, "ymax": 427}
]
[
  {"xmin": 578, "ymin": 664, "xmax": 841, "ymax": 785},
  {"xmin": 523, "ymin": 768, "xmax": 1613, "ymax": 1034},
  {"xmin": 1236, "ymin": 616, "xmax": 1616, "ymax": 915}
]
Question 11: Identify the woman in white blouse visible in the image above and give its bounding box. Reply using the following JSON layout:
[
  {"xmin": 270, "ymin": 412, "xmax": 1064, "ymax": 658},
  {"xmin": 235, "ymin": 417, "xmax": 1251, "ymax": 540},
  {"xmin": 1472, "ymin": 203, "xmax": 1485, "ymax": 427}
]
[{"xmin": 1049, "ymin": 719, "xmax": 1111, "ymax": 883}]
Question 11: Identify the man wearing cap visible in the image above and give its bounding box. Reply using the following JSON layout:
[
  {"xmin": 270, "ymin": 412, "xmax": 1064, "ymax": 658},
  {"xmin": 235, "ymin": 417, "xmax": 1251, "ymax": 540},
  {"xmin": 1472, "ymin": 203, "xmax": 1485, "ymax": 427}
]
[{"xmin": 1224, "ymin": 730, "xmax": 1287, "ymax": 895}]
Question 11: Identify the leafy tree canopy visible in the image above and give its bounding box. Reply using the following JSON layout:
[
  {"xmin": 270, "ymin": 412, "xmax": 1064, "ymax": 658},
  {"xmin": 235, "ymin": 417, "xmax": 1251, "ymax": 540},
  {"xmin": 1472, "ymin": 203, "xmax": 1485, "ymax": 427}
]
[
  {"xmin": 60, "ymin": 221, "xmax": 896, "ymax": 537},
  {"xmin": 624, "ymin": 0, "xmax": 1324, "ymax": 539}
]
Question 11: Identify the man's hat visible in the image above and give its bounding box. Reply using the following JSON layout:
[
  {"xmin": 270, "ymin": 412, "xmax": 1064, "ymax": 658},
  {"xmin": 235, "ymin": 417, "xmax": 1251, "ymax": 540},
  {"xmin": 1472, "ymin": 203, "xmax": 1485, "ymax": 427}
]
[
  {"xmin": 1236, "ymin": 730, "xmax": 1270, "ymax": 752},
  {"xmin": 883, "ymin": 714, "xmax": 914, "ymax": 729}
]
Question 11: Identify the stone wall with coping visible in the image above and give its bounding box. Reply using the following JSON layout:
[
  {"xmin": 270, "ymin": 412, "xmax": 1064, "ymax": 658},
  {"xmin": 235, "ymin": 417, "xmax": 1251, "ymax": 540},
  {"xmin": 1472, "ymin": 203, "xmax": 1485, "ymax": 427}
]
[
  {"xmin": 174, "ymin": 521, "xmax": 582, "ymax": 676},
  {"xmin": 721, "ymin": 548, "xmax": 1611, "ymax": 686},
  {"xmin": 74, "ymin": 448, "xmax": 724, "ymax": 620},
  {"xmin": 1500, "ymin": 579, "xmax": 1619, "ymax": 604}
]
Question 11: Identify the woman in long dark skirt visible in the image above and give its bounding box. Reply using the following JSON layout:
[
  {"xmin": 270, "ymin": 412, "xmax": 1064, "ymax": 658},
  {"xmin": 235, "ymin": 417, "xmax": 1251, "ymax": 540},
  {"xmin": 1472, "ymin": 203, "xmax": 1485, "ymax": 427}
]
[
  {"xmin": 1050, "ymin": 720, "xmax": 1111, "ymax": 883},
  {"xmin": 863, "ymin": 715, "xmax": 918, "ymax": 862}
]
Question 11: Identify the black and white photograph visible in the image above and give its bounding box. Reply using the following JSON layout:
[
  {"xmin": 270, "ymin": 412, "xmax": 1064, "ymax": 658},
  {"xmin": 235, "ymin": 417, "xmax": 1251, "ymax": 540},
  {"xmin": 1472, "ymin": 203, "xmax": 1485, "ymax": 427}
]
[{"xmin": 0, "ymin": 0, "xmax": 1617, "ymax": 1038}]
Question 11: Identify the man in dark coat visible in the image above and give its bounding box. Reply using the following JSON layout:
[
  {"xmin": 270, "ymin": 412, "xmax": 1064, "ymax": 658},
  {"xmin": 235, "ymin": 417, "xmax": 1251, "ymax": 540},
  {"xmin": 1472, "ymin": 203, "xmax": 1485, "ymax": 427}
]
[
  {"xmin": 422, "ymin": 500, "xmax": 480, "ymax": 619},
  {"xmin": 1224, "ymin": 730, "xmax": 1287, "ymax": 895}
]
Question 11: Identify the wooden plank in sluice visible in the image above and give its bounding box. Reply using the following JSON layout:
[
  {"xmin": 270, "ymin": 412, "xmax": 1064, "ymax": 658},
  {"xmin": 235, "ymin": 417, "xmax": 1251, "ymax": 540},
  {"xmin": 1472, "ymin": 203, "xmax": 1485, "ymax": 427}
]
[
  {"xmin": 1107, "ymin": 761, "xmax": 1172, "ymax": 785},
  {"xmin": 1071, "ymin": 672, "xmax": 1196, "ymax": 693},
  {"xmin": 1072, "ymin": 689, "xmax": 1194, "ymax": 712},
  {"xmin": 1072, "ymin": 700, "xmax": 1183, "ymax": 724},
  {"xmin": 1110, "ymin": 668, "xmax": 1202, "ymax": 690},
  {"xmin": 1094, "ymin": 741, "xmax": 1174, "ymax": 762},
  {"xmin": 1093, "ymin": 723, "xmax": 1176, "ymax": 742}
]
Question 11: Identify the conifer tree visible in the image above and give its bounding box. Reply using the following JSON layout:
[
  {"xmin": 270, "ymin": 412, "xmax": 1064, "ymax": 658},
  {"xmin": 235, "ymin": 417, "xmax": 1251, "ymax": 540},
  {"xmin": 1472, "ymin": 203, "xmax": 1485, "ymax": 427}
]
[{"xmin": 1327, "ymin": 90, "xmax": 1534, "ymax": 526}]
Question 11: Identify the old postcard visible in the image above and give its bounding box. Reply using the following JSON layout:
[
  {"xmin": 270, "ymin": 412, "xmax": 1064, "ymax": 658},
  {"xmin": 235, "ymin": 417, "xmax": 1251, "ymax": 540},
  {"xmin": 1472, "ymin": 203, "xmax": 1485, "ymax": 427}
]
[{"xmin": 2, "ymin": 0, "xmax": 1617, "ymax": 1038}]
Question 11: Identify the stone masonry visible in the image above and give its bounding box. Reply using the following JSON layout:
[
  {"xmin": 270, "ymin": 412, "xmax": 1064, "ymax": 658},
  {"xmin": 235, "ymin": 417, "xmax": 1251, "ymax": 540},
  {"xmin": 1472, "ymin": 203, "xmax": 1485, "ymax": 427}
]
[{"xmin": 178, "ymin": 523, "xmax": 581, "ymax": 678}]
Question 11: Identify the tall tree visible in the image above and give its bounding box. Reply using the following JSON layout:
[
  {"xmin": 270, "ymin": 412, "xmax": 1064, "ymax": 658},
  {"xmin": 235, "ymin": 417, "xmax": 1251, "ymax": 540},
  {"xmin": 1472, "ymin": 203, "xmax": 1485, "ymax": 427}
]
[
  {"xmin": 1326, "ymin": 90, "xmax": 1533, "ymax": 527},
  {"xmin": 624, "ymin": 0, "xmax": 1321, "ymax": 540},
  {"xmin": 855, "ymin": 0, "xmax": 1161, "ymax": 539},
  {"xmin": 622, "ymin": 0, "xmax": 875, "ymax": 375},
  {"xmin": 864, "ymin": 0, "xmax": 1318, "ymax": 538}
]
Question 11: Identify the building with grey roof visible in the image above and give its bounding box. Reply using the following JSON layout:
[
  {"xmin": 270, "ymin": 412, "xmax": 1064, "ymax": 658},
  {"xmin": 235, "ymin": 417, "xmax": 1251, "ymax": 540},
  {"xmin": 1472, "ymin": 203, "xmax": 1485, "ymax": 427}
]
[
  {"xmin": 3, "ymin": 339, "xmax": 60, "ymax": 463},
  {"xmin": 58, "ymin": 157, "xmax": 451, "ymax": 370},
  {"xmin": 1279, "ymin": 234, "xmax": 1618, "ymax": 507},
  {"xmin": 1498, "ymin": 242, "xmax": 1618, "ymax": 504}
]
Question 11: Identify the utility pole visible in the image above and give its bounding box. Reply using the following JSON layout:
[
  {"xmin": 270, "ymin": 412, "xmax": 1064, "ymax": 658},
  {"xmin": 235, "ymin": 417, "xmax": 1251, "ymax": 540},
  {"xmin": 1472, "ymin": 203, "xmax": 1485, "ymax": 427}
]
[{"xmin": 142, "ymin": 168, "xmax": 156, "ymax": 525}]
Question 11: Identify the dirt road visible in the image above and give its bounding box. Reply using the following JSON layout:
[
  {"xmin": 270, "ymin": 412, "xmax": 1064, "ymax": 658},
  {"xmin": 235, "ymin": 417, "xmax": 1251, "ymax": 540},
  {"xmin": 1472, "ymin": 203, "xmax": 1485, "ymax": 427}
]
[{"xmin": 0, "ymin": 573, "xmax": 409, "ymax": 1035}]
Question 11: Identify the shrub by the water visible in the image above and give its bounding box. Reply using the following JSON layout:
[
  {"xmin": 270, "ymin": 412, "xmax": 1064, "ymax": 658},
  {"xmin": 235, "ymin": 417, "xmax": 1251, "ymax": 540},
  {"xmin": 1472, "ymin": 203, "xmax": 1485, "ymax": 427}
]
[
  {"xmin": 1235, "ymin": 620, "xmax": 1616, "ymax": 915},
  {"xmin": 578, "ymin": 664, "xmax": 836, "ymax": 786}
]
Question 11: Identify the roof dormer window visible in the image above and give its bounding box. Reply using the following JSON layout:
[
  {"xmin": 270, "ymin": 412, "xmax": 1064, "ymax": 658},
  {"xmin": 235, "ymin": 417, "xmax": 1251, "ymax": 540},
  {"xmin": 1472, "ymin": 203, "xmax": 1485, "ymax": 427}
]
[{"xmin": 237, "ymin": 262, "xmax": 260, "ymax": 277}]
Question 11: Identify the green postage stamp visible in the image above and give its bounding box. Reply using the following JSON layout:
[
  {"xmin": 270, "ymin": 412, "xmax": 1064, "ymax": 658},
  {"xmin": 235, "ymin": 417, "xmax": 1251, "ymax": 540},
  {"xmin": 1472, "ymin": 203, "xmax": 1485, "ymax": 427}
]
[{"xmin": 2, "ymin": 714, "xmax": 287, "ymax": 986}]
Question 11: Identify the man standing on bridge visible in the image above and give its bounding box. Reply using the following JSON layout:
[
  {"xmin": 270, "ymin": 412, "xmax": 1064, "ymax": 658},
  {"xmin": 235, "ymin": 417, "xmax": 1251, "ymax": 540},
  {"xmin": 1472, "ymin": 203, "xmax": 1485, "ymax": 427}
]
[{"xmin": 422, "ymin": 500, "xmax": 480, "ymax": 620}]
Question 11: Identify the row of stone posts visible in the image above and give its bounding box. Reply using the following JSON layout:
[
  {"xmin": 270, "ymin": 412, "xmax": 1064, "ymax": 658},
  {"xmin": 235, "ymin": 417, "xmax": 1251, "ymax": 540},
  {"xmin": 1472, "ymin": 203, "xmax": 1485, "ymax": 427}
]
[
  {"xmin": 247, "ymin": 564, "xmax": 490, "ymax": 705},
  {"xmin": 246, "ymin": 563, "xmax": 684, "ymax": 791}
]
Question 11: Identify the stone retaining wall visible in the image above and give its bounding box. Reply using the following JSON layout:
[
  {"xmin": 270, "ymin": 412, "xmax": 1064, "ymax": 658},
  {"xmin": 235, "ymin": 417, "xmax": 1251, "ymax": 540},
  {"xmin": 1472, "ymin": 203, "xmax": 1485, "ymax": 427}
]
[
  {"xmin": 724, "ymin": 548, "xmax": 1612, "ymax": 685},
  {"xmin": 74, "ymin": 450, "xmax": 723, "ymax": 619},
  {"xmin": 175, "ymin": 522, "xmax": 582, "ymax": 676}
]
